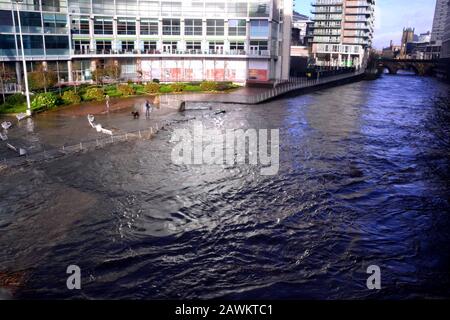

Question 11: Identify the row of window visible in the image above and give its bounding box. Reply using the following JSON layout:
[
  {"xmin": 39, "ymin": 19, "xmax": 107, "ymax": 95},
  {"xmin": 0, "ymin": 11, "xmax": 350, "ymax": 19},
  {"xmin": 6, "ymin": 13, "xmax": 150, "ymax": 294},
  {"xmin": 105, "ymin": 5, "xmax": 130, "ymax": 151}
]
[
  {"xmin": 0, "ymin": 0, "xmax": 272, "ymax": 18},
  {"xmin": 72, "ymin": 18, "xmax": 270, "ymax": 37},
  {"xmin": 0, "ymin": 34, "xmax": 69, "ymax": 55},
  {"xmin": 73, "ymin": 39, "xmax": 269, "ymax": 54}
]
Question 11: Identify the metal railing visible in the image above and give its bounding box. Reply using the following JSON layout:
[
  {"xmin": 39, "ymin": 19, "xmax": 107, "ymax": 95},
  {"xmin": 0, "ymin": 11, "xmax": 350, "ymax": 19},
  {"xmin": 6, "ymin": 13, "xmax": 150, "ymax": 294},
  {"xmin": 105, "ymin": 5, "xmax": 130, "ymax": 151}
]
[{"xmin": 1, "ymin": 119, "xmax": 174, "ymax": 170}]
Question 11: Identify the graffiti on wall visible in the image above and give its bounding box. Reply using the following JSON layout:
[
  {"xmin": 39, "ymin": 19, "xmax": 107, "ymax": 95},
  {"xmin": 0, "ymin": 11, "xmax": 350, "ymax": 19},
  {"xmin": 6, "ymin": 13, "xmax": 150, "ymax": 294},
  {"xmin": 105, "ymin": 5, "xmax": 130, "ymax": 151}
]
[{"xmin": 139, "ymin": 59, "xmax": 247, "ymax": 82}]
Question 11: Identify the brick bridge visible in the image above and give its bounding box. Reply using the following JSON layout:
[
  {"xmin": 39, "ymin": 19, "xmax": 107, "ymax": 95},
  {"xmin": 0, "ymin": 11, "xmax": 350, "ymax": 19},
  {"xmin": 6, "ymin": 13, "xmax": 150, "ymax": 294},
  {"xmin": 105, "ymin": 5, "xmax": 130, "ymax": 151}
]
[{"xmin": 378, "ymin": 58, "xmax": 438, "ymax": 76}]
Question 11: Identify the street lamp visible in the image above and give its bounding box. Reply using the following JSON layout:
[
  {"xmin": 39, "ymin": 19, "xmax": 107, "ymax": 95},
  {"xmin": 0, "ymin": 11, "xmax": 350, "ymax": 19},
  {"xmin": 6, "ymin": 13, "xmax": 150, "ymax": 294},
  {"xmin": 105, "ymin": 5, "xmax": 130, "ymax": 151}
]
[{"xmin": 14, "ymin": 0, "xmax": 32, "ymax": 116}]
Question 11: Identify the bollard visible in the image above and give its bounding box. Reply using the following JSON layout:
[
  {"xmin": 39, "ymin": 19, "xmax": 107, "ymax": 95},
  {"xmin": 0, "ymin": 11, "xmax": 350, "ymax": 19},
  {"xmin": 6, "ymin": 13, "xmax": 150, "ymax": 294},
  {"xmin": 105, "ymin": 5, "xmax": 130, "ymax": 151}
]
[{"xmin": 80, "ymin": 142, "xmax": 83, "ymax": 150}]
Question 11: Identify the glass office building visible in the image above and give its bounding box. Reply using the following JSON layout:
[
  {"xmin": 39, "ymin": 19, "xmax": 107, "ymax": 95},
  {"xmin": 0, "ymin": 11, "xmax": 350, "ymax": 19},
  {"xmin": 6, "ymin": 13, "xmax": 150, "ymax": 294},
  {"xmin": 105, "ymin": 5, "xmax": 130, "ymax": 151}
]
[{"xmin": 0, "ymin": 0, "xmax": 292, "ymax": 88}]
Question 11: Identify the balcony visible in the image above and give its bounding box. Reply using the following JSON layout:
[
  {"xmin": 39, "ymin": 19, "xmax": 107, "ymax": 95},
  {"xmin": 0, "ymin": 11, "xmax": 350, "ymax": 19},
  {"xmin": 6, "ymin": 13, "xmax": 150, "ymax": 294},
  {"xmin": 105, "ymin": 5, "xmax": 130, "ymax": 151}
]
[{"xmin": 71, "ymin": 49, "xmax": 272, "ymax": 58}]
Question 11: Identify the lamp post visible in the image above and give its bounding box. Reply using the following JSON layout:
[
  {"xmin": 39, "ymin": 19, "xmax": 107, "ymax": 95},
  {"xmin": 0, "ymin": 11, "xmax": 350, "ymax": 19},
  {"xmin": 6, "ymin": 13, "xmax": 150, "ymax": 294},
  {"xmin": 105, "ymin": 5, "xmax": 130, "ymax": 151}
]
[{"xmin": 14, "ymin": 0, "xmax": 32, "ymax": 116}]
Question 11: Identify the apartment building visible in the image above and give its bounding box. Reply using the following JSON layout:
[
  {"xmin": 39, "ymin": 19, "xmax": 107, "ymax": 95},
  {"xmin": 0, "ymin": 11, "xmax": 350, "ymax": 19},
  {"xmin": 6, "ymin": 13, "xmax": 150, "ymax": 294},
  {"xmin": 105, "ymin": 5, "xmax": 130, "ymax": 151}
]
[
  {"xmin": 311, "ymin": 0, "xmax": 375, "ymax": 68},
  {"xmin": 438, "ymin": 0, "xmax": 450, "ymax": 80},
  {"xmin": 0, "ymin": 0, "xmax": 292, "ymax": 89}
]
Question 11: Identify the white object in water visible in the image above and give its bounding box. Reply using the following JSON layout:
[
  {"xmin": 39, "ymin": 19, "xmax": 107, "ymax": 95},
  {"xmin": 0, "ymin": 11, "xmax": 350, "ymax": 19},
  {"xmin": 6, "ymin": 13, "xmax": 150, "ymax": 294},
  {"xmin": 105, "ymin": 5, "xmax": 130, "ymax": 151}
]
[
  {"xmin": 0, "ymin": 132, "xmax": 7, "ymax": 141},
  {"xmin": 6, "ymin": 143, "xmax": 27, "ymax": 156},
  {"xmin": 87, "ymin": 114, "xmax": 96, "ymax": 128},
  {"xmin": 16, "ymin": 113, "xmax": 29, "ymax": 121},
  {"xmin": 1, "ymin": 121, "xmax": 12, "ymax": 130}
]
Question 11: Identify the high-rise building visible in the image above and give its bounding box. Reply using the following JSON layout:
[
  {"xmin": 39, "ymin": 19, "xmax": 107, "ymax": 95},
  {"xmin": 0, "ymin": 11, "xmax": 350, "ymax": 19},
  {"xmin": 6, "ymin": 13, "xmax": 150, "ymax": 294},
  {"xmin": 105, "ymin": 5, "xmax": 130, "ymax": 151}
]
[
  {"xmin": 311, "ymin": 0, "xmax": 375, "ymax": 68},
  {"xmin": 431, "ymin": 0, "xmax": 448, "ymax": 45},
  {"xmin": 438, "ymin": 0, "xmax": 450, "ymax": 80},
  {"xmin": 0, "ymin": 0, "xmax": 292, "ymax": 90},
  {"xmin": 441, "ymin": 0, "xmax": 450, "ymax": 59}
]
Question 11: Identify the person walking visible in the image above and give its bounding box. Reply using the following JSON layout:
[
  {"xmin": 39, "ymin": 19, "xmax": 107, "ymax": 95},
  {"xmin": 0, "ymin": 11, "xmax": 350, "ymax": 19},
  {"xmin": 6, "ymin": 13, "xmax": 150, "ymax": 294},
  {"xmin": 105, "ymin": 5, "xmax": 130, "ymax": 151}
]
[
  {"xmin": 145, "ymin": 100, "xmax": 152, "ymax": 118},
  {"xmin": 105, "ymin": 94, "xmax": 110, "ymax": 113}
]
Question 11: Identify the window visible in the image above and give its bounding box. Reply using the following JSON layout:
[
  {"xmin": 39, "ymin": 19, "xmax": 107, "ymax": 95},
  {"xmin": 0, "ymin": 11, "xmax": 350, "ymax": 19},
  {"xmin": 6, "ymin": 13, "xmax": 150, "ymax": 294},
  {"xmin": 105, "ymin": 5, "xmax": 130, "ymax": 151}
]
[
  {"xmin": 227, "ymin": 2, "xmax": 247, "ymax": 17},
  {"xmin": 206, "ymin": 19, "xmax": 224, "ymax": 36},
  {"xmin": 208, "ymin": 40, "xmax": 224, "ymax": 53},
  {"xmin": 41, "ymin": 0, "xmax": 63, "ymax": 12},
  {"xmin": 139, "ymin": 1, "xmax": 159, "ymax": 16},
  {"xmin": 17, "ymin": 35, "xmax": 44, "ymax": 56},
  {"xmin": 45, "ymin": 35, "xmax": 69, "ymax": 55},
  {"xmin": 15, "ymin": 11, "xmax": 42, "ymax": 33},
  {"xmin": 116, "ymin": 0, "xmax": 138, "ymax": 15},
  {"xmin": 117, "ymin": 19, "xmax": 136, "ymax": 35},
  {"xmin": 43, "ymin": 13, "xmax": 67, "ymax": 34},
  {"xmin": 162, "ymin": 19, "xmax": 180, "ymax": 35},
  {"xmin": 250, "ymin": 40, "xmax": 268, "ymax": 54},
  {"xmin": 0, "ymin": 34, "xmax": 16, "ymax": 56},
  {"xmin": 162, "ymin": 41, "xmax": 178, "ymax": 53},
  {"xmin": 184, "ymin": 19, "xmax": 202, "ymax": 36},
  {"xmin": 140, "ymin": 19, "xmax": 158, "ymax": 35},
  {"xmin": 143, "ymin": 40, "xmax": 157, "ymax": 53},
  {"xmin": 182, "ymin": 1, "xmax": 203, "ymax": 17},
  {"xmin": 205, "ymin": 1, "xmax": 225, "ymax": 17},
  {"xmin": 121, "ymin": 41, "xmax": 135, "ymax": 53},
  {"xmin": 68, "ymin": 0, "xmax": 91, "ymax": 14},
  {"xmin": 71, "ymin": 16, "xmax": 89, "ymax": 34},
  {"xmin": 161, "ymin": 1, "xmax": 182, "ymax": 17},
  {"xmin": 73, "ymin": 39, "xmax": 90, "ymax": 54},
  {"xmin": 96, "ymin": 40, "xmax": 112, "ymax": 53},
  {"xmin": 186, "ymin": 40, "xmax": 201, "ymax": 52},
  {"xmin": 250, "ymin": 20, "xmax": 269, "ymax": 38},
  {"xmin": 228, "ymin": 19, "xmax": 246, "ymax": 36},
  {"xmin": 230, "ymin": 41, "xmax": 245, "ymax": 52},
  {"xmin": 0, "ymin": 10, "xmax": 14, "ymax": 33},
  {"xmin": 94, "ymin": 17, "xmax": 113, "ymax": 35},
  {"xmin": 92, "ymin": 0, "xmax": 114, "ymax": 15},
  {"xmin": 249, "ymin": 1, "xmax": 270, "ymax": 17}
]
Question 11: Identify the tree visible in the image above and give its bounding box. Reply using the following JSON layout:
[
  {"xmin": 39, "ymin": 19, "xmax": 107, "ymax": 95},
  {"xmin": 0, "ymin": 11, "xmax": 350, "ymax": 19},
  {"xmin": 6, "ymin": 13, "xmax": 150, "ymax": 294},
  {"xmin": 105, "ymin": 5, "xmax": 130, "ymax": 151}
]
[
  {"xmin": 104, "ymin": 60, "xmax": 121, "ymax": 83},
  {"xmin": 0, "ymin": 63, "xmax": 17, "ymax": 104},
  {"xmin": 28, "ymin": 64, "xmax": 58, "ymax": 92}
]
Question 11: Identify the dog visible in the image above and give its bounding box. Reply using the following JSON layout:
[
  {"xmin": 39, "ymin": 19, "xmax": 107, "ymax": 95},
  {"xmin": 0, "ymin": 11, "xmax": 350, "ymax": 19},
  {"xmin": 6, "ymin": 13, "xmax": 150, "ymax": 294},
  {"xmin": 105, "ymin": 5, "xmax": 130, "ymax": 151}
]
[{"xmin": 131, "ymin": 111, "xmax": 140, "ymax": 119}]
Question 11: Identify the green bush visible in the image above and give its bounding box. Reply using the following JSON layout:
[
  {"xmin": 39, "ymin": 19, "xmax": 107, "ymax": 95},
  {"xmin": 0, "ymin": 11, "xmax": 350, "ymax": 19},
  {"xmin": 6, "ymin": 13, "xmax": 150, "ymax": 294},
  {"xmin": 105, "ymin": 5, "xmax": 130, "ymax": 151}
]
[
  {"xmin": 200, "ymin": 81, "xmax": 218, "ymax": 91},
  {"xmin": 183, "ymin": 85, "xmax": 202, "ymax": 92},
  {"xmin": 144, "ymin": 82, "xmax": 161, "ymax": 94},
  {"xmin": 62, "ymin": 90, "xmax": 81, "ymax": 105},
  {"xmin": 31, "ymin": 92, "xmax": 58, "ymax": 111},
  {"xmin": 159, "ymin": 85, "xmax": 173, "ymax": 93},
  {"xmin": 5, "ymin": 93, "xmax": 26, "ymax": 106},
  {"xmin": 117, "ymin": 84, "xmax": 136, "ymax": 96},
  {"xmin": 171, "ymin": 83, "xmax": 185, "ymax": 92},
  {"xmin": 84, "ymin": 87, "xmax": 105, "ymax": 101},
  {"xmin": 152, "ymin": 78, "xmax": 160, "ymax": 83}
]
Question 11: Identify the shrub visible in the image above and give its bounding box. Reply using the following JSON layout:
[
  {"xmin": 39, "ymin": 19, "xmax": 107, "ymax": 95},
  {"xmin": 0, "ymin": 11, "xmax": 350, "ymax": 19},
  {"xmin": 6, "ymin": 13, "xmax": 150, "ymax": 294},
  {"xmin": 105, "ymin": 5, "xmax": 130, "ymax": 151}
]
[
  {"xmin": 200, "ymin": 81, "xmax": 218, "ymax": 91},
  {"xmin": 159, "ymin": 85, "xmax": 173, "ymax": 93},
  {"xmin": 117, "ymin": 84, "xmax": 136, "ymax": 96},
  {"xmin": 5, "ymin": 93, "xmax": 26, "ymax": 106},
  {"xmin": 171, "ymin": 83, "xmax": 185, "ymax": 92},
  {"xmin": 183, "ymin": 85, "xmax": 202, "ymax": 92},
  {"xmin": 152, "ymin": 78, "xmax": 160, "ymax": 84},
  {"xmin": 144, "ymin": 82, "xmax": 161, "ymax": 94},
  {"xmin": 31, "ymin": 92, "xmax": 58, "ymax": 111},
  {"xmin": 62, "ymin": 90, "xmax": 81, "ymax": 105},
  {"xmin": 84, "ymin": 87, "xmax": 105, "ymax": 101}
]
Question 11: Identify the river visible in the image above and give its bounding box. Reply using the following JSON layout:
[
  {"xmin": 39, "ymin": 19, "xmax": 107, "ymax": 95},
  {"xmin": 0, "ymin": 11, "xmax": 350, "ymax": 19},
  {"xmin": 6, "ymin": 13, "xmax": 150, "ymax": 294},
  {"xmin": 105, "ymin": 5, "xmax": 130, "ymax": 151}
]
[{"xmin": 0, "ymin": 74, "xmax": 449, "ymax": 299}]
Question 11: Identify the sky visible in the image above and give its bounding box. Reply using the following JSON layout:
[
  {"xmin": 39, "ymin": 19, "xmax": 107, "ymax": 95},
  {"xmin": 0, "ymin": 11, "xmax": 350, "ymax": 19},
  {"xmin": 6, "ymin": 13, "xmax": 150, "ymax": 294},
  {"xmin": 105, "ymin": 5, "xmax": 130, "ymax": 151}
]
[{"xmin": 294, "ymin": 0, "xmax": 437, "ymax": 49}]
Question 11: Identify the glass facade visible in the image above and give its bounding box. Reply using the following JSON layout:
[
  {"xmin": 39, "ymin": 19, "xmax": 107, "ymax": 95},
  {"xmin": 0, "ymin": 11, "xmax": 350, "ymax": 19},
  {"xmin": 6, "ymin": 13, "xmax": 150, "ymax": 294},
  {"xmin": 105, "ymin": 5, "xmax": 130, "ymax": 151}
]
[{"xmin": 0, "ymin": 0, "xmax": 290, "ymax": 83}]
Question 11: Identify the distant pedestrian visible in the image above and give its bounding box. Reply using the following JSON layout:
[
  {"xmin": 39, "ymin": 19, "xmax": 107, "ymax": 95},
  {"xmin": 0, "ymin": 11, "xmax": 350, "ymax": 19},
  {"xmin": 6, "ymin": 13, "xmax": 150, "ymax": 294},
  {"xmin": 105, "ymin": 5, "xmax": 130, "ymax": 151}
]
[
  {"xmin": 145, "ymin": 100, "xmax": 152, "ymax": 118},
  {"xmin": 105, "ymin": 94, "xmax": 110, "ymax": 112}
]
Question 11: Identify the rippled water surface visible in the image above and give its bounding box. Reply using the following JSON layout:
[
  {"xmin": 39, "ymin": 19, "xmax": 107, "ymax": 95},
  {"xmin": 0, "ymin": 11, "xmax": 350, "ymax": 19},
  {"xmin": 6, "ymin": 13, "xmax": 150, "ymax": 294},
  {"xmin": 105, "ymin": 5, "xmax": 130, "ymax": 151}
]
[{"xmin": 1, "ymin": 75, "xmax": 449, "ymax": 299}]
